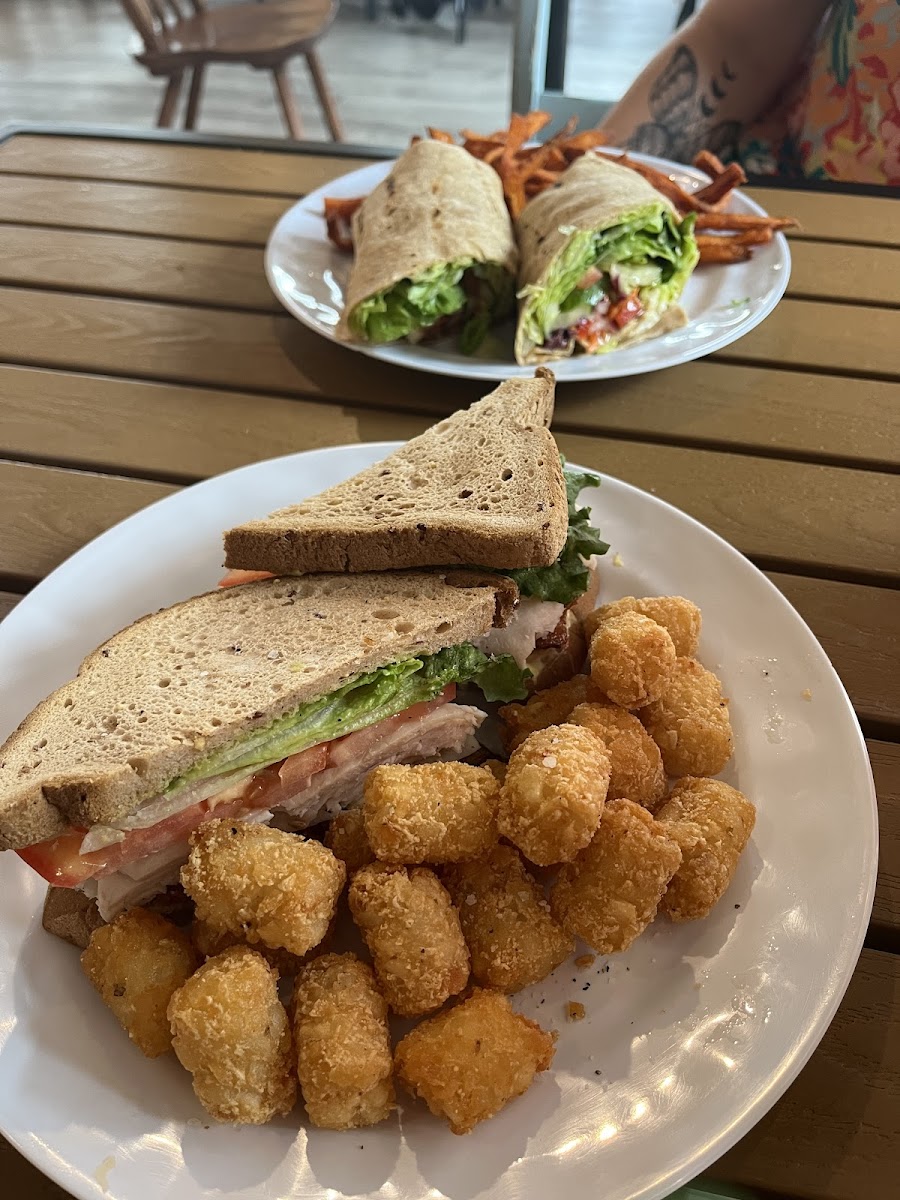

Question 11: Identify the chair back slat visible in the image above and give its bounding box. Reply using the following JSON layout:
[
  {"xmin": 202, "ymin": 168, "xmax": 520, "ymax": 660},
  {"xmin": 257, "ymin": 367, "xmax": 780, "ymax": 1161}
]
[
  {"xmin": 119, "ymin": 0, "xmax": 203, "ymax": 54},
  {"xmin": 118, "ymin": 1, "xmax": 166, "ymax": 53}
]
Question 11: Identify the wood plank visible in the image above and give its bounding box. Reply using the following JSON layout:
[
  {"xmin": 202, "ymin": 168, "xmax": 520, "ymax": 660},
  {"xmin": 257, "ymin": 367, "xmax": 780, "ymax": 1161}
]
[
  {"xmin": 3, "ymin": 346, "xmax": 899, "ymax": 478},
  {"xmin": 0, "ymin": 592, "xmax": 20, "ymax": 623},
  {"xmin": 2, "ymin": 286, "xmax": 899, "ymax": 468},
  {"xmin": 787, "ymin": 241, "xmax": 900, "ymax": 307},
  {"xmin": 746, "ymin": 187, "xmax": 900, "ymax": 248},
  {"xmin": 711, "ymin": 948, "xmax": 900, "ymax": 1200},
  {"xmin": 556, "ymin": 431, "xmax": 899, "ymax": 584},
  {"xmin": 768, "ymin": 574, "xmax": 900, "ymax": 733},
  {"xmin": 0, "ymin": 226, "xmax": 280, "ymax": 312},
  {"xmin": 0, "ymin": 365, "xmax": 426, "ymax": 480},
  {"xmin": 554, "ymin": 362, "xmax": 900, "ymax": 469},
  {"xmin": 0, "ymin": 462, "xmax": 173, "ymax": 582},
  {"xmin": 0, "ymin": 174, "xmax": 290, "ymax": 245},
  {"xmin": 869, "ymin": 741, "xmax": 900, "ymax": 938},
  {"xmin": 713, "ymin": 297, "xmax": 900, "ymax": 380},
  {"xmin": 0, "ymin": 135, "xmax": 379, "ymax": 197}
]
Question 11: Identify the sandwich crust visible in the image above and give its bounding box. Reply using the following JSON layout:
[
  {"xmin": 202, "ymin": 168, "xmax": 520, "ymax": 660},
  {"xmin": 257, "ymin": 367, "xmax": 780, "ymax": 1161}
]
[
  {"xmin": 0, "ymin": 571, "xmax": 514, "ymax": 849},
  {"xmin": 224, "ymin": 371, "xmax": 567, "ymax": 576}
]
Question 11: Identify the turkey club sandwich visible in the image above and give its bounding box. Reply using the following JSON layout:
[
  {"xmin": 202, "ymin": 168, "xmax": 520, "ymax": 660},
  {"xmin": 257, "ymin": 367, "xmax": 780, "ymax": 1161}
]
[{"xmin": 0, "ymin": 571, "xmax": 524, "ymax": 919}]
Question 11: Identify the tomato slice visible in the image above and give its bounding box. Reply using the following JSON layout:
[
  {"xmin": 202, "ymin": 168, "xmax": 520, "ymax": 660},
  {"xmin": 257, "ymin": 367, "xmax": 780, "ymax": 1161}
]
[
  {"xmin": 218, "ymin": 569, "xmax": 274, "ymax": 589},
  {"xmin": 16, "ymin": 687, "xmax": 456, "ymax": 888}
]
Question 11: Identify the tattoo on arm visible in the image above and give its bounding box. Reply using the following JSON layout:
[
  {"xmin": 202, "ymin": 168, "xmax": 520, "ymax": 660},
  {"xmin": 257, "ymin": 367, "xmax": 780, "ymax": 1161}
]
[{"xmin": 623, "ymin": 46, "xmax": 741, "ymax": 161}]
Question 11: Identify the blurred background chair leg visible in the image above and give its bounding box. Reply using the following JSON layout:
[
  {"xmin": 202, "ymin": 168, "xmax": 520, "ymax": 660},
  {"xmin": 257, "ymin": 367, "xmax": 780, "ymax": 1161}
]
[
  {"xmin": 272, "ymin": 62, "xmax": 304, "ymax": 139},
  {"xmin": 306, "ymin": 50, "xmax": 345, "ymax": 141},
  {"xmin": 184, "ymin": 65, "xmax": 206, "ymax": 131},
  {"xmin": 156, "ymin": 72, "xmax": 184, "ymax": 128},
  {"xmin": 454, "ymin": 0, "xmax": 466, "ymax": 46}
]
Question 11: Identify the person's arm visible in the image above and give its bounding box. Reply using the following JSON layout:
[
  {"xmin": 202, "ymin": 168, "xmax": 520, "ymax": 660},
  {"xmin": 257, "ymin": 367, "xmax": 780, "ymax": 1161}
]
[{"xmin": 598, "ymin": 0, "xmax": 833, "ymax": 161}]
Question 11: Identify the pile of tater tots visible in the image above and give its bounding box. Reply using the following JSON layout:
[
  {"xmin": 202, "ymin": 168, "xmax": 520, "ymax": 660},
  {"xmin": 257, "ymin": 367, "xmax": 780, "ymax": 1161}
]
[{"xmin": 78, "ymin": 594, "xmax": 756, "ymax": 1137}]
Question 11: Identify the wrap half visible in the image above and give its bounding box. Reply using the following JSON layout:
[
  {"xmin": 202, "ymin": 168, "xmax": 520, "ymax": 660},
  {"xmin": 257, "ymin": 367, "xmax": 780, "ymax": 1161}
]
[
  {"xmin": 515, "ymin": 155, "xmax": 699, "ymax": 364},
  {"xmin": 339, "ymin": 140, "xmax": 518, "ymax": 353}
]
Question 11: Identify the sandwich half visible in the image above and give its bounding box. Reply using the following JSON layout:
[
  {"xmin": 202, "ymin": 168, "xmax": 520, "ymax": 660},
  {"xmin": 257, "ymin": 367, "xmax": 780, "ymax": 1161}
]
[
  {"xmin": 515, "ymin": 154, "xmax": 699, "ymax": 364},
  {"xmin": 223, "ymin": 370, "xmax": 608, "ymax": 686},
  {"xmin": 0, "ymin": 571, "xmax": 523, "ymax": 919}
]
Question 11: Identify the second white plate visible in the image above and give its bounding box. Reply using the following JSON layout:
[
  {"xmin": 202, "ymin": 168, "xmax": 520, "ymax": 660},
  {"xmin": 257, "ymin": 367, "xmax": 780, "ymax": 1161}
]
[{"xmin": 266, "ymin": 152, "xmax": 791, "ymax": 382}]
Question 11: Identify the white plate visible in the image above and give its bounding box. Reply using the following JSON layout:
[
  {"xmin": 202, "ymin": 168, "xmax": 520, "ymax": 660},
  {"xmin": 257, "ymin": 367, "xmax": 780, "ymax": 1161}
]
[
  {"xmin": 265, "ymin": 154, "xmax": 791, "ymax": 382},
  {"xmin": 0, "ymin": 445, "xmax": 875, "ymax": 1200}
]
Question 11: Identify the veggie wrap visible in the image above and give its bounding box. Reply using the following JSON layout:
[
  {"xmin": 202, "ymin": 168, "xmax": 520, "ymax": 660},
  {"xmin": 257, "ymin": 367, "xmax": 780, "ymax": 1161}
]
[
  {"xmin": 514, "ymin": 155, "xmax": 699, "ymax": 364},
  {"xmin": 338, "ymin": 140, "xmax": 517, "ymax": 353}
]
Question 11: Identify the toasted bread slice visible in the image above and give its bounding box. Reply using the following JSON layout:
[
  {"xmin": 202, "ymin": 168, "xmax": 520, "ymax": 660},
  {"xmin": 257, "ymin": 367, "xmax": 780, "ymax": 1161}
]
[
  {"xmin": 0, "ymin": 571, "xmax": 515, "ymax": 849},
  {"xmin": 224, "ymin": 369, "xmax": 567, "ymax": 576}
]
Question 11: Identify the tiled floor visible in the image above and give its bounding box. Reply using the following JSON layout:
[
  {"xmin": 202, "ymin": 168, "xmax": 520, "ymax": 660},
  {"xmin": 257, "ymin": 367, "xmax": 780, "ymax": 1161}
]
[{"xmin": 0, "ymin": 0, "xmax": 678, "ymax": 147}]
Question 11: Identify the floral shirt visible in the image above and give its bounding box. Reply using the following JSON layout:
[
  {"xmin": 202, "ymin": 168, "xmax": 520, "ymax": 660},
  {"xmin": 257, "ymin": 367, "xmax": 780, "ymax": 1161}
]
[{"xmin": 739, "ymin": 0, "xmax": 900, "ymax": 184}]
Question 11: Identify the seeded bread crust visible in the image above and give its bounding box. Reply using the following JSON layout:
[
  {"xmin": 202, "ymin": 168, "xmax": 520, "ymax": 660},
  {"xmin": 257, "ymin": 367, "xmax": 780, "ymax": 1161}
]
[
  {"xmin": 224, "ymin": 370, "xmax": 567, "ymax": 576},
  {"xmin": 0, "ymin": 571, "xmax": 513, "ymax": 850}
]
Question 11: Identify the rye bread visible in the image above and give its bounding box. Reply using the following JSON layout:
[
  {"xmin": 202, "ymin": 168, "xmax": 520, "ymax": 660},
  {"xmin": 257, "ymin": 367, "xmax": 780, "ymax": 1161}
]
[
  {"xmin": 0, "ymin": 571, "xmax": 514, "ymax": 850},
  {"xmin": 223, "ymin": 369, "xmax": 567, "ymax": 576}
]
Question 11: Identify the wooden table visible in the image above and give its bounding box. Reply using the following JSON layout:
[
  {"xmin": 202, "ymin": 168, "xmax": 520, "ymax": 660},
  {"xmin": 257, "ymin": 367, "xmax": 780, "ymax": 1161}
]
[{"xmin": 0, "ymin": 125, "xmax": 898, "ymax": 1200}]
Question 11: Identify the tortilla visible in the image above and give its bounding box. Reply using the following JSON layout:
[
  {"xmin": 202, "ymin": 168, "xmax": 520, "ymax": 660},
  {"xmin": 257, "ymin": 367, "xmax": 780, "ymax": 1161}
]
[
  {"xmin": 514, "ymin": 154, "xmax": 698, "ymax": 364},
  {"xmin": 338, "ymin": 140, "xmax": 518, "ymax": 346}
]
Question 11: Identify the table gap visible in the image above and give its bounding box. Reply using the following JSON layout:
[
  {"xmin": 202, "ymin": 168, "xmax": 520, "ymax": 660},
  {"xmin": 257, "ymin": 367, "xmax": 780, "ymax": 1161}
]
[
  {"xmin": 0, "ymin": 218, "xmax": 264, "ymax": 252},
  {"xmin": 0, "ymin": 276, "xmax": 276, "ymax": 319}
]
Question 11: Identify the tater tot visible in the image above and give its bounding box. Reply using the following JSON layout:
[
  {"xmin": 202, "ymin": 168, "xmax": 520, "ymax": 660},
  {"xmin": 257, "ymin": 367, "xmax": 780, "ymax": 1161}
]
[
  {"xmin": 499, "ymin": 674, "xmax": 605, "ymax": 753},
  {"xmin": 81, "ymin": 908, "xmax": 198, "ymax": 1058},
  {"xmin": 181, "ymin": 819, "xmax": 345, "ymax": 958},
  {"xmin": 656, "ymin": 778, "xmax": 756, "ymax": 921},
  {"xmin": 190, "ymin": 917, "xmax": 307, "ymax": 977},
  {"xmin": 584, "ymin": 596, "xmax": 702, "ymax": 658},
  {"xmin": 394, "ymin": 988, "xmax": 556, "ymax": 1135},
  {"xmin": 443, "ymin": 844, "xmax": 574, "ymax": 992},
  {"xmin": 498, "ymin": 724, "xmax": 610, "ymax": 866},
  {"xmin": 550, "ymin": 799, "xmax": 682, "ymax": 954},
  {"xmin": 168, "ymin": 945, "xmax": 296, "ymax": 1124},
  {"xmin": 363, "ymin": 762, "xmax": 499, "ymax": 864},
  {"xmin": 569, "ymin": 701, "xmax": 666, "ymax": 809},
  {"xmin": 639, "ymin": 657, "xmax": 734, "ymax": 777},
  {"xmin": 293, "ymin": 953, "xmax": 395, "ymax": 1130},
  {"xmin": 348, "ymin": 863, "xmax": 469, "ymax": 1017},
  {"xmin": 589, "ymin": 611, "xmax": 676, "ymax": 708},
  {"xmin": 324, "ymin": 807, "xmax": 376, "ymax": 873}
]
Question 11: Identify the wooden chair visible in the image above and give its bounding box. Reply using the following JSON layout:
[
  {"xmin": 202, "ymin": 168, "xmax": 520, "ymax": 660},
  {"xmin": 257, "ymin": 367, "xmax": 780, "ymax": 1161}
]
[{"xmin": 119, "ymin": 1, "xmax": 344, "ymax": 139}]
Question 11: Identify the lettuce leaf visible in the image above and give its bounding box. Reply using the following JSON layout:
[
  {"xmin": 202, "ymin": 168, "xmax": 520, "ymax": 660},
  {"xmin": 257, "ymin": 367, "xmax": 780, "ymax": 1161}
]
[
  {"xmin": 166, "ymin": 644, "xmax": 528, "ymax": 796},
  {"xmin": 520, "ymin": 204, "xmax": 698, "ymax": 352},
  {"xmin": 507, "ymin": 461, "xmax": 609, "ymax": 605},
  {"xmin": 350, "ymin": 260, "xmax": 514, "ymax": 352}
]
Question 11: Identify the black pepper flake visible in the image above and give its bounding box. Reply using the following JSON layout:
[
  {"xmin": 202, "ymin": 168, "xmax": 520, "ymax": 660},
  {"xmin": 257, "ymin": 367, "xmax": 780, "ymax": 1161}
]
[
  {"xmin": 101, "ymin": 649, "xmax": 110, "ymax": 658},
  {"xmin": 594, "ymin": 1069, "xmax": 601, "ymax": 1076},
  {"xmin": 229, "ymin": 643, "xmax": 242, "ymax": 653},
  {"xmin": 582, "ymin": 983, "xmax": 590, "ymax": 991},
  {"xmin": 734, "ymin": 903, "xmax": 741, "ymax": 909},
  {"xmin": 113, "ymin": 984, "xmax": 125, "ymax": 997}
]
